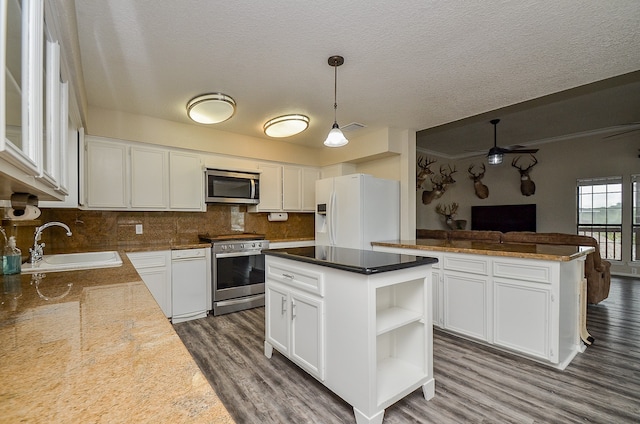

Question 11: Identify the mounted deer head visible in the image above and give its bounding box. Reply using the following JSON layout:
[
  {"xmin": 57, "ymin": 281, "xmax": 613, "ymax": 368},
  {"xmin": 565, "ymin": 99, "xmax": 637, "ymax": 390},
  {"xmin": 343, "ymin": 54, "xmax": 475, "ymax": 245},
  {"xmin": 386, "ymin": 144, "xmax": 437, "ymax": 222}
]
[
  {"xmin": 421, "ymin": 163, "xmax": 457, "ymax": 204},
  {"xmin": 440, "ymin": 164, "xmax": 457, "ymax": 186},
  {"xmin": 468, "ymin": 163, "xmax": 489, "ymax": 199},
  {"xmin": 421, "ymin": 174, "xmax": 446, "ymax": 204},
  {"xmin": 435, "ymin": 202, "xmax": 467, "ymax": 230},
  {"xmin": 416, "ymin": 156, "xmax": 436, "ymax": 189},
  {"xmin": 512, "ymin": 155, "xmax": 538, "ymax": 196}
]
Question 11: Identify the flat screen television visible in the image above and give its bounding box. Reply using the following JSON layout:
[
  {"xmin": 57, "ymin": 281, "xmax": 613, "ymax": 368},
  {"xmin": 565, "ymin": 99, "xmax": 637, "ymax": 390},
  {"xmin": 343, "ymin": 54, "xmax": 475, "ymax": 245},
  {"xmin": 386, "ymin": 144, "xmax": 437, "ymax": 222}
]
[{"xmin": 471, "ymin": 204, "xmax": 536, "ymax": 233}]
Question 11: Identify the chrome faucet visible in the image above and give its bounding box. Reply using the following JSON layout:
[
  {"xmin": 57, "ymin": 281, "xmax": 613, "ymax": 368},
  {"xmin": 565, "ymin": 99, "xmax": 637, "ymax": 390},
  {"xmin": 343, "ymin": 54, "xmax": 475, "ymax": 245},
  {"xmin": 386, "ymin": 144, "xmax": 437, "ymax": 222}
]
[{"xmin": 30, "ymin": 222, "xmax": 73, "ymax": 264}]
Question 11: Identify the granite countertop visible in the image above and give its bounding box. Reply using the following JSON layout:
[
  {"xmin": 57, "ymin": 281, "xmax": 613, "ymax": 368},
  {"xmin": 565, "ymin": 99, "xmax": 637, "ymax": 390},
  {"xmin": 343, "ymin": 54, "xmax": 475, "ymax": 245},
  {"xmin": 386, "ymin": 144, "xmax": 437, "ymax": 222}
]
[
  {"xmin": 264, "ymin": 245, "xmax": 438, "ymax": 274},
  {"xmin": 372, "ymin": 239, "xmax": 595, "ymax": 262},
  {"xmin": 0, "ymin": 252, "xmax": 234, "ymax": 423}
]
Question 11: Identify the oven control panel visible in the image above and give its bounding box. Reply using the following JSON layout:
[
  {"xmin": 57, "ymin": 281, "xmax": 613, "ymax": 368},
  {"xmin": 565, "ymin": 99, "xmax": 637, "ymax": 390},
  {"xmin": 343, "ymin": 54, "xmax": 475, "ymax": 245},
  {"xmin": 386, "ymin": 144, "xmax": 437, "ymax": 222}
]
[{"xmin": 213, "ymin": 240, "xmax": 269, "ymax": 254}]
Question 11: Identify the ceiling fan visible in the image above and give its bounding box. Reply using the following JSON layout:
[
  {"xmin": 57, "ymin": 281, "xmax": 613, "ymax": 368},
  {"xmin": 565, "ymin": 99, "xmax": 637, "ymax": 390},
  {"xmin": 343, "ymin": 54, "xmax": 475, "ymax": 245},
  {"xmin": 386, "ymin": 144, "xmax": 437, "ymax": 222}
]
[{"xmin": 486, "ymin": 118, "xmax": 538, "ymax": 165}]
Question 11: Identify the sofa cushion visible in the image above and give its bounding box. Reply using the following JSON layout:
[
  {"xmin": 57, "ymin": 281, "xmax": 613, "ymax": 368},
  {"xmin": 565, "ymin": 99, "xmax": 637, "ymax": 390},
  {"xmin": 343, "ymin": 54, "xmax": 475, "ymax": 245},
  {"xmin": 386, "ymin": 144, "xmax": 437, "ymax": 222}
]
[{"xmin": 448, "ymin": 230, "xmax": 502, "ymax": 243}]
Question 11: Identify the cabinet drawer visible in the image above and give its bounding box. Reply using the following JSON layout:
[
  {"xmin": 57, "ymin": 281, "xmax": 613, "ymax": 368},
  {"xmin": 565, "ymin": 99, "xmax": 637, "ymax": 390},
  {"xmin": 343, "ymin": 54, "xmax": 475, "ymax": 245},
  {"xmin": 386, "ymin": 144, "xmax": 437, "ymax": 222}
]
[
  {"xmin": 493, "ymin": 260, "xmax": 552, "ymax": 284},
  {"xmin": 127, "ymin": 252, "xmax": 169, "ymax": 269},
  {"xmin": 267, "ymin": 261, "xmax": 324, "ymax": 296},
  {"xmin": 443, "ymin": 255, "xmax": 488, "ymax": 275}
]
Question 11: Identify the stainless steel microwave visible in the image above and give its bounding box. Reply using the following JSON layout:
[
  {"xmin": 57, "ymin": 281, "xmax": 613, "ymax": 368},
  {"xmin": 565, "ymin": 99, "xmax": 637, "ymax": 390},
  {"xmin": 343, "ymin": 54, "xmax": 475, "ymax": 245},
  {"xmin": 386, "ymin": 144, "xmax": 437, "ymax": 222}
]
[{"xmin": 205, "ymin": 169, "xmax": 260, "ymax": 204}]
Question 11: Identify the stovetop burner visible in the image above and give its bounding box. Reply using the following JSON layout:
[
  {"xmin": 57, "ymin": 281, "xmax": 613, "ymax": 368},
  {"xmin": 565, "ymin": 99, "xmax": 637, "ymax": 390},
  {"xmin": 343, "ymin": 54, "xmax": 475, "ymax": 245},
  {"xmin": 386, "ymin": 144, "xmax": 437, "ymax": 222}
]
[{"xmin": 198, "ymin": 233, "xmax": 266, "ymax": 243}]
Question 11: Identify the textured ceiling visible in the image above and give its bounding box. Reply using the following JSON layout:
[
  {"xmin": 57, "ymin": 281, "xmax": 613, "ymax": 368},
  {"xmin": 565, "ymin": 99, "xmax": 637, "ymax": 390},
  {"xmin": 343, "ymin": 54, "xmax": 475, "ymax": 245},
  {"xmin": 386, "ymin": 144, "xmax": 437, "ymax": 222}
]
[{"xmin": 69, "ymin": 0, "xmax": 640, "ymax": 153}]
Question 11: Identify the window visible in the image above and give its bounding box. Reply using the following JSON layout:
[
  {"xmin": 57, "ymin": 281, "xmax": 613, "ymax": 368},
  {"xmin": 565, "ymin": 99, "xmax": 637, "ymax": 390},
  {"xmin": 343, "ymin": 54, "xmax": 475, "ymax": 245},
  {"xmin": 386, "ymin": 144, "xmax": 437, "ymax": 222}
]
[
  {"xmin": 633, "ymin": 175, "xmax": 640, "ymax": 261},
  {"xmin": 577, "ymin": 177, "xmax": 622, "ymax": 260}
]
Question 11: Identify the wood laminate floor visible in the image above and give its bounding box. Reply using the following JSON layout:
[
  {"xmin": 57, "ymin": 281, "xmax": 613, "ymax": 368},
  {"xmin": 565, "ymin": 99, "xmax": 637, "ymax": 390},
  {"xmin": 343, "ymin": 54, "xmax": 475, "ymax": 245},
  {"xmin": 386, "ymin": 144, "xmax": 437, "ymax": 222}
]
[{"xmin": 174, "ymin": 276, "xmax": 640, "ymax": 423}]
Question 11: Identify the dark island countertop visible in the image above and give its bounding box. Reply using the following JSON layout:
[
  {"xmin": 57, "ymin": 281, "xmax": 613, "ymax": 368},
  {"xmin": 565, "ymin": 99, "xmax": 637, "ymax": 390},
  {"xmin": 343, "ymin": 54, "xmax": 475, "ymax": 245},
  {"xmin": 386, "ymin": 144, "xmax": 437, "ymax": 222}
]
[{"xmin": 263, "ymin": 245, "xmax": 438, "ymax": 275}]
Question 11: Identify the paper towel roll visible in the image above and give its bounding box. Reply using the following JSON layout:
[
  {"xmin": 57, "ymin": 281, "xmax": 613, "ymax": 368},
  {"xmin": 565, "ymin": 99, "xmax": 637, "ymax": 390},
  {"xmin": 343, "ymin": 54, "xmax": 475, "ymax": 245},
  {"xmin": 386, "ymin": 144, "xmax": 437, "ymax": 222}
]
[{"xmin": 5, "ymin": 205, "xmax": 41, "ymax": 220}]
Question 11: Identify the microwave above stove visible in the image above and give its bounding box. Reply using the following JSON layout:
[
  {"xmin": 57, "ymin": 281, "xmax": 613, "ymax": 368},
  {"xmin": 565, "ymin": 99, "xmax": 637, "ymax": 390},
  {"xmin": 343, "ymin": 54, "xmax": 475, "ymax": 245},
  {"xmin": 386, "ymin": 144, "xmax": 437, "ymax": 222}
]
[{"xmin": 205, "ymin": 169, "xmax": 260, "ymax": 204}]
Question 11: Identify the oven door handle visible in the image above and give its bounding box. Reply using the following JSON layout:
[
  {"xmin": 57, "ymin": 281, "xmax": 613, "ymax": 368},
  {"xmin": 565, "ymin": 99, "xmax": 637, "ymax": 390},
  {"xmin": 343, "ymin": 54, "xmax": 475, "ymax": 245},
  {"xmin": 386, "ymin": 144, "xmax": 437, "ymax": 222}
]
[{"xmin": 215, "ymin": 251, "xmax": 263, "ymax": 258}]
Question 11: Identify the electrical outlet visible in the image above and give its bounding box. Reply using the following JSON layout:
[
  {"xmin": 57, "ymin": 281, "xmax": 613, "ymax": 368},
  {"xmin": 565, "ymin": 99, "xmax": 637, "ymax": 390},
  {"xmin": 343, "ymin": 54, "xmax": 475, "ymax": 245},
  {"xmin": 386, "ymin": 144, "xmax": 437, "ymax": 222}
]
[
  {"xmin": 135, "ymin": 224, "xmax": 143, "ymax": 235},
  {"xmin": 632, "ymin": 268, "xmax": 637, "ymax": 275}
]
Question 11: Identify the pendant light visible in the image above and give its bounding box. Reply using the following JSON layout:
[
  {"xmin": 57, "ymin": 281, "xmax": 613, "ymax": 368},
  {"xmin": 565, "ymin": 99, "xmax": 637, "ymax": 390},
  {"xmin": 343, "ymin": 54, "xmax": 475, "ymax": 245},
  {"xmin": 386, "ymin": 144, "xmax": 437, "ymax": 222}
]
[{"xmin": 324, "ymin": 55, "xmax": 348, "ymax": 147}]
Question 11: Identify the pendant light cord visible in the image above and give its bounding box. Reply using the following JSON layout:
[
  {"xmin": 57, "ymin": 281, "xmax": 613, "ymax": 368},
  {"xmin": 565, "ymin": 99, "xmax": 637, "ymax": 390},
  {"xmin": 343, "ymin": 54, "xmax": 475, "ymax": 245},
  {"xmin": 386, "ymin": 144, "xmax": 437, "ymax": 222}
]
[{"xmin": 333, "ymin": 63, "xmax": 338, "ymax": 124}]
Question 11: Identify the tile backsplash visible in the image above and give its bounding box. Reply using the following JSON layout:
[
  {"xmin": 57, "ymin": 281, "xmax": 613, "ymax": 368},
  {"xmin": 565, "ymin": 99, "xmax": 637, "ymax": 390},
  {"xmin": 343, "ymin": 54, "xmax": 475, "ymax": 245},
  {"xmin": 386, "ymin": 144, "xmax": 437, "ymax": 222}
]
[{"xmin": 3, "ymin": 205, "xmax": 314, "ymax": 255}]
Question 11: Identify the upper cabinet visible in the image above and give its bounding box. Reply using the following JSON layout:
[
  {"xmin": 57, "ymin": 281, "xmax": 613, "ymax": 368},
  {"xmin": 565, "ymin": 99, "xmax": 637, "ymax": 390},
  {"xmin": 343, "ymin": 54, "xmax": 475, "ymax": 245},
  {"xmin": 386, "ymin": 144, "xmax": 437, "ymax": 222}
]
[
  {"xmin": 249, "ymin": 164, "xmax": 319, "ymax": 213},
  {"xmin": 0, "ymin": 0, "xmax": 75, "ymax": 201},
  {"xmin": 83, "ymin": 136, "xmax": 205, "ymax": 212}
]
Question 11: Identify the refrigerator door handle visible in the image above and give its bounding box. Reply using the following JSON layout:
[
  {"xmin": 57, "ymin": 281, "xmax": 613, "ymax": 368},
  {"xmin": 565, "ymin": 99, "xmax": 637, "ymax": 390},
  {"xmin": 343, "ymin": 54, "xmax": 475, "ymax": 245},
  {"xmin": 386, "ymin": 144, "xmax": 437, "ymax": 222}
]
[{"xmin": 329, "ymin": 190, "xmax": 337, "ymax": 246}]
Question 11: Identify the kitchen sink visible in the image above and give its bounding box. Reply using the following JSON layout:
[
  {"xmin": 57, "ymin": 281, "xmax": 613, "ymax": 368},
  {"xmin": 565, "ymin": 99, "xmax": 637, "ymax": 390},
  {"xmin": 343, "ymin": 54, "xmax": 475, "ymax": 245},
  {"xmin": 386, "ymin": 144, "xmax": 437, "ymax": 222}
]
[{"xmin": 21, "ymin": 251, "xmax": 123, "ymax": 273}]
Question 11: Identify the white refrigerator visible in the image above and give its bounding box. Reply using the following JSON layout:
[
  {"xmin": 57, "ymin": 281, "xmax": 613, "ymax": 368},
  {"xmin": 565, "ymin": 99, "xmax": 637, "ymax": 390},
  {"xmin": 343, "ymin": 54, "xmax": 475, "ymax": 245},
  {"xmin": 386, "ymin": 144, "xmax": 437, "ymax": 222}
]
[{"xmin": 315, "ymin": 174, "xmax": 400, "ymax": 250}]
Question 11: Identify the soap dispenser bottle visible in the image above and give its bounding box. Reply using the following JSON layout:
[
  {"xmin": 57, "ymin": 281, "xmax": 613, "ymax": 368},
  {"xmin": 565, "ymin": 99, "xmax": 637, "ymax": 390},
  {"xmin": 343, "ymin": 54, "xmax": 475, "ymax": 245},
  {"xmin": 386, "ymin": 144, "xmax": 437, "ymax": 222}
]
[{"xmin": 3, "ymin": 236, "xmax": 22, "ymax": 275}]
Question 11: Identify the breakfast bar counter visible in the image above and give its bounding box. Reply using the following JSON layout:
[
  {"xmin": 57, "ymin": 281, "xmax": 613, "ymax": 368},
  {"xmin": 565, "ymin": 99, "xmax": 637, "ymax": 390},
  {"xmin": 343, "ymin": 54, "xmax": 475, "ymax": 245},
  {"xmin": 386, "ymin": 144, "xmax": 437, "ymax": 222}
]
[
  {"xmin": 372, "ymin": 239, "xmax": 594, "ymax": 261},
  {"xmin": 0, "ymin": 252, "xmax": 234, "ymax": 423}
]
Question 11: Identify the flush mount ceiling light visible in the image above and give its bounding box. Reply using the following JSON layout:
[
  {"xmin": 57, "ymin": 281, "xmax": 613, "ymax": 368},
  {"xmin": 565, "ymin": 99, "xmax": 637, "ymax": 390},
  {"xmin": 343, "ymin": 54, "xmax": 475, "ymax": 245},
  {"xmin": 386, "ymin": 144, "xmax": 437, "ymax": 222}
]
[
  {"xmin": 263, "ymin": 114, "xmax": 310, "ymax": 138},
  {"xmin": 186, "ymin": 93, "xmax": 236, "ymax": 124},
  {"xmin": 324, "ymin": 55, "xmax": 348, "ymax": 148}
]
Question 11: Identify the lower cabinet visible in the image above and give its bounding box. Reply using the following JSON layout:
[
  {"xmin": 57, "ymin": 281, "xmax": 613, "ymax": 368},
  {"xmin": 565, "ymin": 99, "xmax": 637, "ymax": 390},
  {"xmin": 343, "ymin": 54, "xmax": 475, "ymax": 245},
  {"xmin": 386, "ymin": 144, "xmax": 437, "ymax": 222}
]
[
  {"xmin": 442, "ymin": 272, "xmax": 489, "ymax": 342},
  {"xmin": 127, "ymin": 251, "xmax": 172, "ymax": 318},
  {"xmin": 372, "ymin": 245, "xmax": 585, "ymax": 370},
  {"xmin": 265, "ymin": 261, "xmax": 324, "ymax": 380},
  {"xmin": 493, "ymin": 279, "xmax": 551, "ymax": 360}
]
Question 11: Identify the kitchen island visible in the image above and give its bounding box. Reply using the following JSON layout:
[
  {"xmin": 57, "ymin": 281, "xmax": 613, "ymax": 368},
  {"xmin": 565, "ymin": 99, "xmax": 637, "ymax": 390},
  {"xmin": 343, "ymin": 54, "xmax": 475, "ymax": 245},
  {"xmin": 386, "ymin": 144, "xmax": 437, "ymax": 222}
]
[
  {"xmin": 371, "ymin": 239, "xmax": 594, "ymax": 370},
  {"xmin": 263, "ymin": 246, "xmax": 438, "ymax": 424},
  {"xmin": 0, "ymin": 252, "xmax": 233, "ymax": 423}
]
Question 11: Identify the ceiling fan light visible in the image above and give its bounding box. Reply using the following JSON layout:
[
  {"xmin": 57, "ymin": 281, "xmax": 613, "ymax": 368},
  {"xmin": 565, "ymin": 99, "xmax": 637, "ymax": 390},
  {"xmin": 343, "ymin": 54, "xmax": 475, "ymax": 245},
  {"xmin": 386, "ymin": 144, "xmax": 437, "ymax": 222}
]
[
  {"xmin": 487, "ymin": 148, "xmax": 503, "ymax": 165},
  {"xmin": 187, "ymin": 93, "xmax": 236, "ymax": 124},
  {"xmin": 324, "ymin": 123, "xmax": 348, "ymax": 147},
  {"xmin": 264, "ymin": 114, "xmax": 310, "ymax": 137}
]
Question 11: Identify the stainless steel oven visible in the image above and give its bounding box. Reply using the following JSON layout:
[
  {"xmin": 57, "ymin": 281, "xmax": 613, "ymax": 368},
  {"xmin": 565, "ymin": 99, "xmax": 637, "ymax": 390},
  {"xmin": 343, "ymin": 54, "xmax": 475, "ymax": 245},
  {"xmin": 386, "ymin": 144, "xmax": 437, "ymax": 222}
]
[{"xmin": 199, "ymin": 234, "xmax": 268, "ymax": 316}]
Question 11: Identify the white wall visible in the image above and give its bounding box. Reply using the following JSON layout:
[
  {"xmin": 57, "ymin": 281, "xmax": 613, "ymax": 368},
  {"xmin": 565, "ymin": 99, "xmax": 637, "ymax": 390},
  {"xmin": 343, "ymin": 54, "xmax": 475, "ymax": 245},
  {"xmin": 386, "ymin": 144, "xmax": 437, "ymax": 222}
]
[{"xmin": 416, "ymin": 130, "xmax": 640, "ymax": 274}]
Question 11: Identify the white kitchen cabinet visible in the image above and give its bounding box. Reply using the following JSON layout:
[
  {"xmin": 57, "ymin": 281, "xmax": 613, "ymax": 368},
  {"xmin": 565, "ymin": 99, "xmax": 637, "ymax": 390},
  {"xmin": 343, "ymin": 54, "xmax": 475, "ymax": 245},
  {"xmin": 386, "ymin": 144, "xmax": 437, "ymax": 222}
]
[
  {"xmin": 127, "ymin": 251, "xmax": 172, "ymax": 318},
  {"xmin": 130, "ymin": 145, "xmax": 168, "ymax": 209},
  {"xmin": 250, "ymin": 163, "xmax": 319, "ymax": 213},
  {"xmin": 282, "ymin": 166, "xmax": 302, "ymax": 210},
  {"xmin": 247, "ymin": 163, "xmax": 281, "ymax": 212},
  {"xmin": 283, "ymin": 165, "xmax": 319, "ymax": 212},
  {"xmin": 264, "ymin": 254, "xmax": 434, "ymax": 424},
  {"xmin": 83, "ymin": 136, "xmax": 205, "ymax": 211},
  {"xmin": 301, "ymin": 167, "xmax": 320, "ymax": 211},
  {"xmin": 0, "ymin": 0, "xmax": 71, "ymax": 201},
  {"xmin": 493, "ymin": 279, "xmax": 551, "ymax": 360},
  {"xmin": 442, "ymin": 272, "xmax": 490, "ymax": 342},
  {"xmin": 85, "ymin": 137, "xmax": 128, "ymax": 208},
  {"xmin": 372, "ymin": 244, "xmax": 586, "ymax": 370},
  {"xmin": 265, "ymin": 259, "xmax": 324, "ymax": 380},
  {"xmin": 442, "ymin": 255, "xmax": 491, "ymax": 342},
  {"xmin": 169, "ymin": 151, "xmax": 204, "ymax": 211}
]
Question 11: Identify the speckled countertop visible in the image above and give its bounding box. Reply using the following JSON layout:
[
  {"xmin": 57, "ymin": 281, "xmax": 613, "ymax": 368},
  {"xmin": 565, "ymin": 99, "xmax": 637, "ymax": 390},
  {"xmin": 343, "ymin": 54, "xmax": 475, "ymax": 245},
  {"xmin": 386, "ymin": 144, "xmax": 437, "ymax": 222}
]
[
  {"xmin": 0, "ymin": 252, "xmax": 234, "ymax": 423},
  {"xmin": 372, "ymin": 239, "xmax": 594, "ymax": 261}
]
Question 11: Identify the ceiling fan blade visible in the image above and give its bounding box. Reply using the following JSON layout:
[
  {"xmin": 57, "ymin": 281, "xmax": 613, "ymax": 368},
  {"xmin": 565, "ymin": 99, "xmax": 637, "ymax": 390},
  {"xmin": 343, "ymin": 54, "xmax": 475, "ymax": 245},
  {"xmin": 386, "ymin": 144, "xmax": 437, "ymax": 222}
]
[
  {"xmin": 602, "ymin": 127, "xmax": 640, "ymax": 139},
  {"xmin": 503, "ymin": 148, "xmax": 539, "ymax": 154}
]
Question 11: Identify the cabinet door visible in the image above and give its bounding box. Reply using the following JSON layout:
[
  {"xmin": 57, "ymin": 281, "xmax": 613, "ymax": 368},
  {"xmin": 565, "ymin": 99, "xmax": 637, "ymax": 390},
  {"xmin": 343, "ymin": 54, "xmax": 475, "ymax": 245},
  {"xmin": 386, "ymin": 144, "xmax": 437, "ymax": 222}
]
[
  {"xmin": 282, "ymin": 166, "xmax": 302, "ymax": 210},
  {"xmin": 443, "ymin": 272, "xmax": 489, "ymax": 341},
  {"xmin": 301, "ymin": 168, "xmax": 319, "ymax": 211},
  {"xmin": 494, "ymin": 280, "xmax": 551, "ymax": 360},
  {"xmin": 254, "ymin": 163, "xmax": 282, "ymax": 211},
  {"xmin": 127, "ymin": 251, "xmax": 171, "ymax": 318},
  {"xmin": 291, "ymin": 291, "xmax": 323, "ymax": 380},
  {"xmin": 130, "ymin": 146, "xmax": 168, "ymax": 209},
  {"xmin": 265, "ymin": 284, "xmax": 290, "ymax": 355},
  {"xmin": 169, "ymin": 151, "xmax": 203, "ymax": 210},
  {"xmin": 86, "ymin": 139, "xmax": 128, "ymax": 208},
  {"xmin": 138, "ymin": 268, "xmax": 171, "ymax": 318}
]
